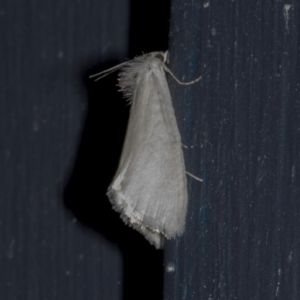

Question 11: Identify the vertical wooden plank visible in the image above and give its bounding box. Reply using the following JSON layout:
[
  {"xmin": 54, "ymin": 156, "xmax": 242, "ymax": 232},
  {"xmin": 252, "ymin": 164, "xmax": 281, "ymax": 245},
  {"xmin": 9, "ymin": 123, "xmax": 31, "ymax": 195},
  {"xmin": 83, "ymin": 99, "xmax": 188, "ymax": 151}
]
[{"xmin": 165, "ymin": 1, "xmax": 300, "ymax": 299}]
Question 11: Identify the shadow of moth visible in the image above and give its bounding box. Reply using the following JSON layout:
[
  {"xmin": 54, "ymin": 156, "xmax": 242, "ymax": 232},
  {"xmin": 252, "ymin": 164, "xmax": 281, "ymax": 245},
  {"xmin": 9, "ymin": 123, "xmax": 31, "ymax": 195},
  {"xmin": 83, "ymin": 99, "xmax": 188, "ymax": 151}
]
[{"xmin": 91, "ymin": 51, "xmax": 201, "ymax": 249}]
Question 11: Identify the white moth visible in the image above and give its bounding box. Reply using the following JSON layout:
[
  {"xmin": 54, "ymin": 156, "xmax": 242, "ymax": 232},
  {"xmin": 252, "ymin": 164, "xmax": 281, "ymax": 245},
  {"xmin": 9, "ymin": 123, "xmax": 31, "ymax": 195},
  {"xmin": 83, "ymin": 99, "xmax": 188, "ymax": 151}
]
[{"xmin": 91, "ymin": 51, "xmax": 201, "ymax": 249}]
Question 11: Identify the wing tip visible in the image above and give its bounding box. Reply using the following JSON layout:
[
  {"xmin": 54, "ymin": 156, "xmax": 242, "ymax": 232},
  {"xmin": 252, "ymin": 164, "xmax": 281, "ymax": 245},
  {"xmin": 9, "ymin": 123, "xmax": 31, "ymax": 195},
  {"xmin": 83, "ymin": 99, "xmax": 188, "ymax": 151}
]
[{"xmin": 107, "ymin": 188, "xmax": 165, "ymax": 249}]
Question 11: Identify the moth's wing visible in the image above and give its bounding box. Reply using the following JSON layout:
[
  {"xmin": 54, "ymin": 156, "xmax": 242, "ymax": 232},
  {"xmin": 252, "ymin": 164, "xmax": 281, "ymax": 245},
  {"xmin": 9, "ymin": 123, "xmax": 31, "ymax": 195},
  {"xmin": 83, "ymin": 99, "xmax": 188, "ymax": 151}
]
[{"xmin": 107, "ymin": 63, "xmax": 187, "ymax": 248}]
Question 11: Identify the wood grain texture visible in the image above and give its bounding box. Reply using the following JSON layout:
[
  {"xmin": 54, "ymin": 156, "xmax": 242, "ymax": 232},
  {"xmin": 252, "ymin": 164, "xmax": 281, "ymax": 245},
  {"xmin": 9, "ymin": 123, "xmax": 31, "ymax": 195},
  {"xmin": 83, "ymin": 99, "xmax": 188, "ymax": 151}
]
[{"xmin": 165, "ymin": 1, "xmax": 300, "ymax": 299}]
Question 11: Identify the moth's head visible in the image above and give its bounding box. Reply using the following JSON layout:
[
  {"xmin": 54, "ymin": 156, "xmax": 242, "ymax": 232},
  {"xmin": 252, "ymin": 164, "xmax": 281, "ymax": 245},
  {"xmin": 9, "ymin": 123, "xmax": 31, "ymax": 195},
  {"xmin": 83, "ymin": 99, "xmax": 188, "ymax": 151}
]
[{"xmin": 154, "ymin": 51, "xmax": 169, "ymax": 64}]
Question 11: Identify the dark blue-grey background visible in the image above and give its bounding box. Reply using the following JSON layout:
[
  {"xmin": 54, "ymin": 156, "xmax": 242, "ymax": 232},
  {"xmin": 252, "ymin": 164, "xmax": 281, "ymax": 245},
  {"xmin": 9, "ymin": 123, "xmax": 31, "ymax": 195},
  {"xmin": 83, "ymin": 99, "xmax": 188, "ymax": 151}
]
[
  {"xmin": 165, "ymin": 1, "xmax": 300, "ymax": 300},
  {"xmin": 0, "ymin": 0, "xmax": 169, "ymax": 299},
  {"xmin": 1, "ymin": 0, "xmax": 300, "ymax": 299}
]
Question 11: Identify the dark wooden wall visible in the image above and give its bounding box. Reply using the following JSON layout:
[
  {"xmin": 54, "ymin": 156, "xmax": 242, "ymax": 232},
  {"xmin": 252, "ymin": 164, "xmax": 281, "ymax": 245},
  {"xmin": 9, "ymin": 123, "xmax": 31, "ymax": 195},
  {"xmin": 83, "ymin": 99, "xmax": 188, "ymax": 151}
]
[
  {"xmin": 1, "ymin": 0, "xmax": 300, "ymax": 299},
  {"xmin": 165, "ymin": 1, "xmax": 300, "ymax": 300}
]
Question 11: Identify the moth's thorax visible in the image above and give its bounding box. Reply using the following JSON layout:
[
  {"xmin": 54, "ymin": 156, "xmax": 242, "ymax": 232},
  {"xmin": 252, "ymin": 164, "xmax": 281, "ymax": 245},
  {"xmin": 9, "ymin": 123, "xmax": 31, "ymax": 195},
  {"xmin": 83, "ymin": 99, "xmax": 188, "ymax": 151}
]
[
  {"xmin": 138, "ymin": 55, "xmax": 165, "ymax": 70},
  {"xmin": 137, "ymin": 51, "xmax": 168, "ymax": 74},
  {"xmin": 118, "ymin": 52, "xmax": 168, "ymax": 100},
  {"xmin": 145, "ymin": 59, "xmax": 165, "ymax": 75}
]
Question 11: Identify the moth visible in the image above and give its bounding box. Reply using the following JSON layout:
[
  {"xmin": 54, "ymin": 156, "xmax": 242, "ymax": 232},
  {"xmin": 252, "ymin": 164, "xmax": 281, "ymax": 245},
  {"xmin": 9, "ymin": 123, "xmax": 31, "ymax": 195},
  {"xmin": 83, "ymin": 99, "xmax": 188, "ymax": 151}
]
[{"xmin": 91, "ymin": 51, "xmax": 201, "ymax": 248}]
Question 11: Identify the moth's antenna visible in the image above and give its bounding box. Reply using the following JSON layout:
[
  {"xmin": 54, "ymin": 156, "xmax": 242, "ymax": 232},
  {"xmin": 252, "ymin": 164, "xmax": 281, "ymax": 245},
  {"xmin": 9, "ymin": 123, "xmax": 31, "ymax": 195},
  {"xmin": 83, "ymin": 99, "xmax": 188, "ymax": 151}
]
[
  {"xmin": 89, "ymin": 60, "xmax": 130, "ymax": 81},
  {"xmin": 163, "ymin": 64, "xmax": 202, "ymax": 85},
  {"xmin": 186, "ymin": 171, "xmax": 203, "ymax": 182}
]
